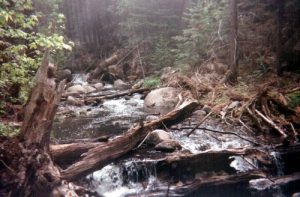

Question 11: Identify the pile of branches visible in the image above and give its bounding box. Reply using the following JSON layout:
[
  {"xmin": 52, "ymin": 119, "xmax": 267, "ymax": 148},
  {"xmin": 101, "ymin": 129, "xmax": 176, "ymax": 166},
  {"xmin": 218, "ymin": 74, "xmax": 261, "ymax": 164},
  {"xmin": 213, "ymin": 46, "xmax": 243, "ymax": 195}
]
[{"xmin": 244, "ymin": 87, "xmax": 300, "ymax": 140}]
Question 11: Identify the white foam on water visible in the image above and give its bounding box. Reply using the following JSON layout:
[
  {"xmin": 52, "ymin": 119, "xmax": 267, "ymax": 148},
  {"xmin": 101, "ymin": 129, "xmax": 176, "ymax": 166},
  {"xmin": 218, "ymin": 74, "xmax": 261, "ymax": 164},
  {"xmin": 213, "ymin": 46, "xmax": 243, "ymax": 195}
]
[
  {"xmin": 230, "ymin": 156, "xmax": 256, "ymax": 172},
  {"xmin": 249, "ymin": 178, "xmax": 273, "ymax": 190},
  {"xmin": 87, "ymin": 164, "xmax": 143, "ymax": 197},
  {"xmin": 72, "ymin": 73, "xmax": 89, "ymax": 85},
  {"xmin": 102, "ymin": 96, "xmax": 144, "ymax": 117}
]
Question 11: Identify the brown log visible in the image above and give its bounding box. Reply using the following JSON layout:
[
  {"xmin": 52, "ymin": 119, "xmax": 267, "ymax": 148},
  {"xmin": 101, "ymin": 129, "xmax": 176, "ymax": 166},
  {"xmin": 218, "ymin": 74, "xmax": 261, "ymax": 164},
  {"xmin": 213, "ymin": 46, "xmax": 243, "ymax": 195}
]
[
  {"xmin": 88, "ymin": 47, "xmax": 137, "ymax": 80},
  {"xmin": 154, "ymin": 148, "xmax": 271, "ymax": 177},
  {"xmin": 272, "ymin": 172, "xmax": 300, "ymax": 186},
  {"xmin": 61, "ymin": 100, "xmax": 199, "ymax": 180},
  {"xmin": 127, "ymin": 170, "xmax": 266, "ymax": 197},
  {"xmin": 84, "ymin": 88, "xmax": 149, "ymax": 104},
  {"xmin": 51, "ymin": 142, "xmax": 101, "ymax": 166}
]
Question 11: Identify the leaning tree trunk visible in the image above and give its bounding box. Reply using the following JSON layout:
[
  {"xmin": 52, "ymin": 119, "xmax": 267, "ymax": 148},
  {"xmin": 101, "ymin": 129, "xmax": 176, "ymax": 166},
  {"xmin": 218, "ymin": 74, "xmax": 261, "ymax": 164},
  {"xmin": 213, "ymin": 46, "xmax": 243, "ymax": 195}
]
[
  {"xmin": 224, "ymin": 0, "xmax": 239, "ymax": 85},
  {"xmin": 0, "ymin": 52, "xmax": 65, "ymax": 196}
]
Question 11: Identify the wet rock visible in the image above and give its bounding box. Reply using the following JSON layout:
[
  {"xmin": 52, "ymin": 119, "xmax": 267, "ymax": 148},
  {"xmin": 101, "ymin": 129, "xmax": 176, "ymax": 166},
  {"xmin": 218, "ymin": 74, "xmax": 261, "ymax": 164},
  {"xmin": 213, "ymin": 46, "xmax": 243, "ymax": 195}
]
[
  {"xmin": 292, "ymin": 193, "xmax": 300, "ymax": 197},
  {"xmin": 83, "ymin": 84, "xmax": 96, "ymax": 93},
  {"xmin": 193, "ymin": 110, "xmax": 207, "ymax": 117},
  {"xmin": 155, "ymin": 140, "xmax": 182, "ymax": 152},
  {"xmin": 197, "ymin": 144, "xmax": 210, "ymax": 151},
  {"xmin": 56, "ymin": 69, "xmax": 72, "ymax": 82},
  {"xmin": 227, "ymin": 101, "xmax": 240, "ymax": 110},
  {"xmin": 114, "ymin": 79, "xmax": 130, "ymax": 90},
  {"xmin": 66, "ymin": 84, "xmax": 86, "ymax": 95},
  {"xmin": 93, "ymin": 83, "xmax": 104, "ymax": 91},
  {"xmin": 145, "ymin": 115, "xmax": 159, "ymax": 122},
  {"xmin": 144, "ymin": 87, "xmax": 179, "ymax": 108},
  {"xmin": 202, "ymin": 105, "xmax": 212, "ymax": 114},
  {"xmin": 146, "ymin": 129, "xmax": 172, "ymax": 145},
  {"xmin": 249, "ymin": 178, "xmax": 273, "ymax": 190},
  {"xmin": 124, "ymin": 95, "xmax": 130, "ymax": 100},
  {"xmin": 66, "ymin": 96, "xmax": 84, "ymax": 106}
]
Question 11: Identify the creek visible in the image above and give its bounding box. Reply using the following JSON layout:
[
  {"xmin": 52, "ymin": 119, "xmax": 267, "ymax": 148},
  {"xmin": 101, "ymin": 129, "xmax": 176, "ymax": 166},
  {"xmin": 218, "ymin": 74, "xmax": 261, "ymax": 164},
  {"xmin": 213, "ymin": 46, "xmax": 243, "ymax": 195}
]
[{"xmin": 52, "ymin": 75, "xmax": 299, "ymax": 197}]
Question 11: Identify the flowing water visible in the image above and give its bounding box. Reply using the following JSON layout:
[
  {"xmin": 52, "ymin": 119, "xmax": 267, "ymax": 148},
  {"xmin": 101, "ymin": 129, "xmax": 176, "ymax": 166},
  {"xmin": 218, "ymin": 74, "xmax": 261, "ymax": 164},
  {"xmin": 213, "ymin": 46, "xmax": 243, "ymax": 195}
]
[{"xmin": 52, "ymin": 75, "xmax": 295, "ymax": 197}]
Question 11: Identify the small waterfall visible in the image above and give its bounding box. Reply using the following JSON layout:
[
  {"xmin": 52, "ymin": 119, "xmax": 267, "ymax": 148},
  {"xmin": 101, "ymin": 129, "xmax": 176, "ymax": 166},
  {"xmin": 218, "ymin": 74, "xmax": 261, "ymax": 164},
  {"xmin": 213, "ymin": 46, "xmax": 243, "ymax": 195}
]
[
  {"xmin": 271, "ymin": 151, "xmax": 284, "ymax": 176},
  {"xmin": 86, "ymin": 160, "xmax": 162, "ymax": 197}
]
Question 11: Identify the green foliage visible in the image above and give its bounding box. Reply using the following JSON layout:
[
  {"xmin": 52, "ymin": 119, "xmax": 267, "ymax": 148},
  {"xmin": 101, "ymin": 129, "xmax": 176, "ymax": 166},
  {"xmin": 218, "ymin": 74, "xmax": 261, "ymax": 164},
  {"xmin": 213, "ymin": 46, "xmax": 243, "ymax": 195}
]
[
  {"xmin": 143, "ymin": 77, "xmax": 161, "ymax": 89},
  {"xmin": 0, "ymin": 0, "xmax": 73, "ymax": 111},
  {"xmin": 288, "ymin": 91, "xmax": 300, "ymax": 108},
  {"xmin": 173, "ymin": 0, "xmax": 228, "ymax": 66},
  {"xmin": 148, "ymin": 37, "xmax": 175, "ymax": 69},
  {"xmin": 0, "ymin": 123, "xmax": 20, "ymax": 137}
]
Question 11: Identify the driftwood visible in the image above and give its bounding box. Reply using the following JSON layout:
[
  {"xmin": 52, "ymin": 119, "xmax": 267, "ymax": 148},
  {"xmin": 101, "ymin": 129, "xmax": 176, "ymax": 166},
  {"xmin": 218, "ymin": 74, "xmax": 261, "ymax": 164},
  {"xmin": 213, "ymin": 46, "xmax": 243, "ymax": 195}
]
[
  {"xmin": 51, "ymin": 142, "xmax": 101, "ymax": 166},
  {"xmin": 255, "ymin": 109, "xmax": 288, "ymax": 138},
  {"xmin": 0, "ymin": 53, "xmax": 65, "ymax": 196},
  {"xmin": 155, "ymin": 148, "xmax": 270, "ymax": 177},
  {"xmin": 60, "ymin": 100, "xmax": 199, "ymax": 180},
  {"xmin": 84, "ymin": 88, "xmax": 149, "ymax": 104},
  {"xmin": 89, "ymin": 47, "xmax": 138, "ymax": 80},
  {"xmin": 186, "ymin": 111, "xmax": 212, "ymax": 137},
  {"xmin": 271, "ymin": 172, "xmax": 300, "ymax": 186},
  {"xmin": 127, "ymin": 170, "xmax": 266, "ymax": 197}
]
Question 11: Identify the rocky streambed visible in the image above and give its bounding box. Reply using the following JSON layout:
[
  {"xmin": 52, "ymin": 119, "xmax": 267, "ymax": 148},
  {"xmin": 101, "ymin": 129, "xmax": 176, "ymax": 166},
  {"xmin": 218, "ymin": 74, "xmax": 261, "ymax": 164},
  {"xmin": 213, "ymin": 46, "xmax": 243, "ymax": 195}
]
[{"xmin": 51, "ymin": 75, "xmax": 300, "ymax": 197}]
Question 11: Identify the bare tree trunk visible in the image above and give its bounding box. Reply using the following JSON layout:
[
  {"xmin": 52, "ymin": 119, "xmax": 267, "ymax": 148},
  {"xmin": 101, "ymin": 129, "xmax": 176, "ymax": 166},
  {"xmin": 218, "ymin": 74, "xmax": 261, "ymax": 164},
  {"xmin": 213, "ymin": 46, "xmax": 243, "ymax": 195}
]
[
  {"xmin": 225, "ymin": 0, "xmax": 239, "ymax": 85},
  {"xmin": 0, "ymin": 53, "xmax": 66, "ymax": 196},
  {"xmin": 276, "ymin": 0, "xmax": 284, "ymax": 76}
]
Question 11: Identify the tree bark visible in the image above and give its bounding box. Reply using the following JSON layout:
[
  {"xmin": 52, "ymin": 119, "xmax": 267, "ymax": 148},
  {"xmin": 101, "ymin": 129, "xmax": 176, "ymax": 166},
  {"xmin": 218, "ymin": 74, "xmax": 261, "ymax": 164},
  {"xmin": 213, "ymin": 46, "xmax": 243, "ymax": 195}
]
[
  {"xmin": 20, "ymin": 53, "xmax": 65, "ymax": 149},
  {"xmin": 225, "ymin": 0, "xmax": 239, "ymax": 85},
  {"xmin": 127, "ymin": 170, "xmax": 266, "ymax": 197},
  {"xmin": 276, "ymin": 0, "xmax": 284, "ymax": 76},
  {"xmin": 88, "ymin": 48, "xmax": 132, "ymax": 80},
  {"xmin": 0, "ymin": 53, "xmax": 65, "ymax": 196}
]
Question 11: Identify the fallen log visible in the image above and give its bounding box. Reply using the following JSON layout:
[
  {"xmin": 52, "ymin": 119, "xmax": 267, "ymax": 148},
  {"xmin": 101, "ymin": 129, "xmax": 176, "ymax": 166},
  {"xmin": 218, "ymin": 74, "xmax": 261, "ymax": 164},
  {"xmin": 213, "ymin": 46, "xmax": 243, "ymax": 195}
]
[
  {"xmin": 61, "ymin": 100, "xmax": 199, "ymax": 180},
  {"xmin": 84, "ymin": 88, "xmax": 149, "ymax": 104},
  {"xmin": 127, "ymin": 170, "xmax": 266, "ymax": 197},
  {"xmin": 51, "ymin": 142, "xmax": 101, "ymax": 166},
  {"xmin": 120, "ymin": 148, "xmax": 270, "ymax": 186},
  {"xmin": 89, "ymin": 47, "xmax": 137, "ymax": 80},
  {"xmin": 154, "ymin": 148, "xmax": 271, "ymax": 179},
  {"xmin": 61, "ymin": 88, "xmax": 149, "ymax": 104}
]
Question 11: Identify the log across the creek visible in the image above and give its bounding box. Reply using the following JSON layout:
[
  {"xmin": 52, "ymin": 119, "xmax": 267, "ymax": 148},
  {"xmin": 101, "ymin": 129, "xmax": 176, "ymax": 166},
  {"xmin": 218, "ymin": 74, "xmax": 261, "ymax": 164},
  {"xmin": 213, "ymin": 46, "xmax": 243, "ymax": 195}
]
[{"xmin": 59, "ymin": 100, "xmax": 199, "ymax": 180}]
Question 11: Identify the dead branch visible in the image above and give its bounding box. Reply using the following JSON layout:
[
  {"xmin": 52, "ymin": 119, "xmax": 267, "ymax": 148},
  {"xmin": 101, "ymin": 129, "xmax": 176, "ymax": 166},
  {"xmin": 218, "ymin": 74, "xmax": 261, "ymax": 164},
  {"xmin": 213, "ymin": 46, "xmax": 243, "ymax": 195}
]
[
  {"xmin": 84, "ymin": 88, "xmax": 149, "ymax": 104},
  {"xmin": 187, "ymin": 111, "xmax": 213, "ymax": 137},
  {"xmin": 255, "ymin": 109, "xmax": 288, "ymax": 138}
]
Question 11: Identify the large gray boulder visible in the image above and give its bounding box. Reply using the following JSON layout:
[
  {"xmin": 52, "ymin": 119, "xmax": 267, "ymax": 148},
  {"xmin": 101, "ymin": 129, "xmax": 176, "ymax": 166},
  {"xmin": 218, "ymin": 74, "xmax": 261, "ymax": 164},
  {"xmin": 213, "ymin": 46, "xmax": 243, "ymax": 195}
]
[
  {"xmin": 146, "ymin": 129, "xmax": 172, "ymax": 145},
  {"xmin": 114, "ymin": 79, "xmax": 130, "ymax": 90},
  {"xmin": 144, "ymin": 87, "xmax": 179, "ymax": 108}
]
